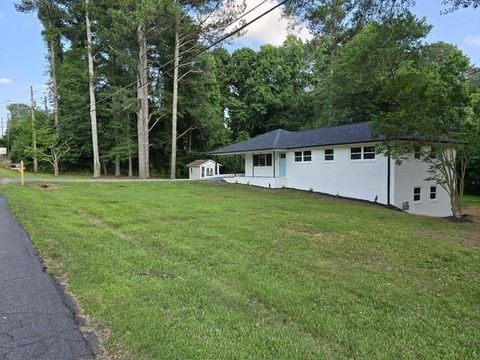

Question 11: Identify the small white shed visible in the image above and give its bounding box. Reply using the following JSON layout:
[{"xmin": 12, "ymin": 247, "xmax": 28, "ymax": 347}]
[{"xmin": 187, "ymin": 159, "xmax": 221, "ymax": 179}]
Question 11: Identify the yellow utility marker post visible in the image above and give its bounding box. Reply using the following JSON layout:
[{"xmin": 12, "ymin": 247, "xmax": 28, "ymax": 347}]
[{"xmin": 11, "ymin": 161, "xmax": 25, "ymax": 186}]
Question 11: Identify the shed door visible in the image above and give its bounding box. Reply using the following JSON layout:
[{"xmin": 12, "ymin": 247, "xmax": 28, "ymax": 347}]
[{"xmin": 279, "ymin": 153, "xmax": 286, "ymax": 177}]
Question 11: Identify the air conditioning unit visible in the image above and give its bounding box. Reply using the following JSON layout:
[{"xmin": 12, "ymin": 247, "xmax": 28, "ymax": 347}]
[{"xmin": 402, "ymin": 201, "xmax": 409, "ymax": 210}]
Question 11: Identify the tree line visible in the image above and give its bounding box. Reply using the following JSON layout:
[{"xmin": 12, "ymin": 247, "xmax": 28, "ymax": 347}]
[{"xmin": 1, "ymin": 0, "xmax": 479, "ymax": 197}]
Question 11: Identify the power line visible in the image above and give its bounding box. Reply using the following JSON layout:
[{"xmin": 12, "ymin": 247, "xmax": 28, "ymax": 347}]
[
  {"xmin": 58, "ymin": 0, "xmax": 272, "ymax": 123},
  {"xmin": 57, "ymin": 0, "xmax": 285, "ymax": 124}
]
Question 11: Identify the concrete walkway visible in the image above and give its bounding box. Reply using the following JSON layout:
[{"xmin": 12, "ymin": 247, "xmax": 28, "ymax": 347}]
[{"xmin": 0, "ymin": 196, "xmax": 93, "ymax": 360}]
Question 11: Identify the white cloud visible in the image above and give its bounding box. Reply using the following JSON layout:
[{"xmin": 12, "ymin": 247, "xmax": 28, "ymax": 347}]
[
  {"xmin": 233, "ymin": 0, "xmax": 311, "ymax": 46},
  {"xmin": 465, "ymin": 36, "xmax": 480, "ymax": 47},
  {"xmin": 0, "ymin": 78, "xmax": 12, "ymax": 85}
]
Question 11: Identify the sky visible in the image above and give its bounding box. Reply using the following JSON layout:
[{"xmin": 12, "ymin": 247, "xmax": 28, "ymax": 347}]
[{"xmin": 1, "ymin": 0, "xmax": 480, "ymax": 135}]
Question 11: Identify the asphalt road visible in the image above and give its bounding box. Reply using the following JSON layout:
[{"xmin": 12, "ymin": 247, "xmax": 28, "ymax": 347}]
[{"xmin": 0, "ymin": 196, "xmax": 94, "ymax": 360}]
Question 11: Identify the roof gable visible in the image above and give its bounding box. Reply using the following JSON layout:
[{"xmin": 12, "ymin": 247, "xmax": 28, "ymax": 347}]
[{"xmin": 186, "ymin": 159, "xmax": 218, "ymax": 167}]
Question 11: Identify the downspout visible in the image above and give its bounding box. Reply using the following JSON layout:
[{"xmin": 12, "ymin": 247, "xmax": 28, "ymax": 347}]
[
  {"xmin": 387, "ymin": 154, "xmax": 391, "ymax": 206},
  {"xmin": 252, "ymin": 153, "xmax": 254, "ymax": 177},
  {"xmin": 273, "ymin": 151, "xmax": 276, "ymax": 178}
]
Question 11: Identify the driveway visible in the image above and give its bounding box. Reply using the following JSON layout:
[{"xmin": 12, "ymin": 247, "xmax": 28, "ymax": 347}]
[{"xmin": 0, "ymin": 196, "xmax": 93, "ymax": 360}]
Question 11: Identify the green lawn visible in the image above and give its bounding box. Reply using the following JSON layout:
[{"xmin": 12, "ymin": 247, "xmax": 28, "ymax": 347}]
[
  {"xmin": 2, "ymin": 182, "xmax": 479, "ymax": 359},
  {"xmin": 0, "ymin": 166, "xmax": 89, "ymax": 180},
  {"xmin": 0, "ymin": 167, "xmax": 21, "ymax": 178},
  {"xmin": 465, "ymin": 194, "xmax": 480, "ymax": 208}
]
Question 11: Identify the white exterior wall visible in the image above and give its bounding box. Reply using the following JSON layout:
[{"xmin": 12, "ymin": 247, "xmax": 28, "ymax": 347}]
[
  {"xmin": 227, "ymin": 143, "xmax": 453, "ymax": 217},
  {"xmin": 188, "ymin": 160, "xmax": 220, "ymax": 180},
  {"xmin": 239, "ymin": 144, "xmax": 389, "ymax": 203},
  {"xmin": 284, "ymin": 144, "xmax": 389, "ymax": 204},
  {"xmin": 245, "ymin": 153, "xmax": 253, "ymax": 177},
  {"xmin": 224, "ymin": 176, "xmax": 287, "ymax": 188},
  {"xmin": 189, "ymin": 167, "xmax": 201, "ymax": 179},
  {"xmin": 393, "ymin": 149, "xmax": 452, "ymax": 217}
]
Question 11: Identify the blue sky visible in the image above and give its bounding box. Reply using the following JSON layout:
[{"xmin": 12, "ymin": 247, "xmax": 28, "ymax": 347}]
[{"xmin": 1, "ymin": 0, "xmax": 479, "ymax": 135}]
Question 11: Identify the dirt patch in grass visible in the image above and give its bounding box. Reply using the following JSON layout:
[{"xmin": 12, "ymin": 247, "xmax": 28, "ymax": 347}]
[
  {"xmin": 285, "ymin": 223, "xmax": 326, "ymax": 240},
  {"xmin": 465, "ymin": 207, "xmax": 480, "ymax": 223},
  {"xmin": 31, "ymin": 183, "xmax": 60, "ymax": 191},
  {"xmin": 419, "ymin": 225, "xmax": 480, "ymax": 247},
  {"xmin": 462, "ymin": 207, "xmax": 480, "ymax": 245},
  {"xmin": 419, "ymin": 228, "xmax": 449, "ymax": 240}
]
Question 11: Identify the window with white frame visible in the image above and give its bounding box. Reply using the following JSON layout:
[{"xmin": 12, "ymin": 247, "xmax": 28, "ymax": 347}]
[
  {"xmin": 253, "ymin": 153, "xmax": 272, "ymax": 167},
  {"xmin": 430, "ymin": 186, "xmax": 437, "ymax": 200},
  {"xmin": 413, "ymin": 187, "xmax": 421, "ymax": 202},
  {"xmin": 294, "ymin": 150, "xmax": 312, "ymax": 162},
  {"xmin": 363, "ymin": 146, "xmax": 376, "ymax": 159},
  {"xmin": 303, "ymin": 150, "xmax": 312, "ymax": 161},
  {"xmin": 351, "ymin": 146, "xmax": 376, "ymax": 160},
  {"xmin": 350, "ymin": 147, "xmax": 362, "ymax": 160},
  {"xmin": 324, "ymin": 149, "xmax": 334, "ymax": 161}
]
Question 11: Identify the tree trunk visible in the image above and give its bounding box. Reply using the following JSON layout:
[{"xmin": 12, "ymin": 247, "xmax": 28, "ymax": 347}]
[
  {"xmin": 114, "ymin": 125, "xmax": 120, "ymax": 176},
  {"xmin": 127, "ymin": 118, "xmax": 133, "ymax": 177},
  {"xmin": 170, "ymin": 21, "xmax": 180, "ymax": 179},
  {"xmin": 49, "ymin": 41, "xmax": 60, "ymax": 129},
  {"xmin": 86, "ymin": 0, "xmax": 101, "ymax": 178},
  {"xmin": 188, "ymin": 129, "xmax": 191, "ymax": 155},
  {"xmin": 128, "ymin": 154, "xmax": 133, "ymax": 177},
  {"xmin": 137, "ymin": 23, "xmax": 149, "ymax": 179},
  {"xmin": 102, "ymin": 161, "xmax": 108, "ymax": 176},
  {"xmin": 115, "ymin": 155, "xmax": 121, "ymax": 176},
  {"xmin": 53, "ymin": 156, "xmax": 59, "ymax": 176}
]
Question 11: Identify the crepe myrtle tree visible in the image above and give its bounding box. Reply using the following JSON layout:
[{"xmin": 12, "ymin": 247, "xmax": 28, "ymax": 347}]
[
  {"xmin": 373, "ymin": 52, "xmax": 479, "ymax": 217},
  {"xmin": 36, "ymin": 128, "xmax": 70, "ymax": 176}
]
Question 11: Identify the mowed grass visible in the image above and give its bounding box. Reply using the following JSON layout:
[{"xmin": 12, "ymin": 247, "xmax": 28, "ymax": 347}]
[
  {"xmin": 0, "ymin": 166, "xmax": 88, "ymax": 180},
  {"xmin": 2, "ymin": 182, "xmax": 480, "ymax": 359},
  {"xmin": 465, "ymin": 193, "xmax": 480, "ymax": 208},
  {"xmin": 0, "ymin": 167, "xmax": 21, "ymax": 178}
]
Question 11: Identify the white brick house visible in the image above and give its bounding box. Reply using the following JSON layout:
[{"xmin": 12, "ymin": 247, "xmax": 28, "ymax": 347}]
[{"xmin": 211, "ymin": 122, "xmax": 452, "ymax": 217}]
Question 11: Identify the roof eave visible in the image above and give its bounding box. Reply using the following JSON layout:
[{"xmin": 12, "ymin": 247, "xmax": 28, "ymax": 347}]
[
  {"xmin": 209, "ymin": 148, "xmax": 288, "ymax": 155},
  {"xmin": 209, "ymin": 140, "xmax": 386, "ymax": 155}
]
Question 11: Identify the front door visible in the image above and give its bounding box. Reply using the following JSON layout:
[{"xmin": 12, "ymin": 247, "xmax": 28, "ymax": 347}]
[{"xmin": 279, "ymin": 153, "xmax": 286, "ymax": 177}]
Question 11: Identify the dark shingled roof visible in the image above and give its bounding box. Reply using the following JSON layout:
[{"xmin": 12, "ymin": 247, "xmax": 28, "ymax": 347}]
[
  {"xmin": 187, "ymin": 159, "xmax": 216, "ymax": 167},
  {"xmin": 211, "ymin": 122, "xmax": 383, "ymax": 154}
]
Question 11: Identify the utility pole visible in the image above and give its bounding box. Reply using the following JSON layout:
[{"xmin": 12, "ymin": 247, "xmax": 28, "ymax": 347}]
[
  {"xmin": 6, "ymin": 113, "xmax": 10, "ymax": 149},
  {"xmin": 30, "ymin": 86, "xmax": 38, "ymax": 173},
  {"xmin": 44, "ymin": 96, "xmax": 49, "ymax": 116}
]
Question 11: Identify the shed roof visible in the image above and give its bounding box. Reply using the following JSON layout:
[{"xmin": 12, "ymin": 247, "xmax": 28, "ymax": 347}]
[
  {"xmin": 210, "ymin": 122, "xmax": 383, "ymax": 155},
  {"xmin": 186, "ymin": 159, "xmax": 221, "ymax": 167}
]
